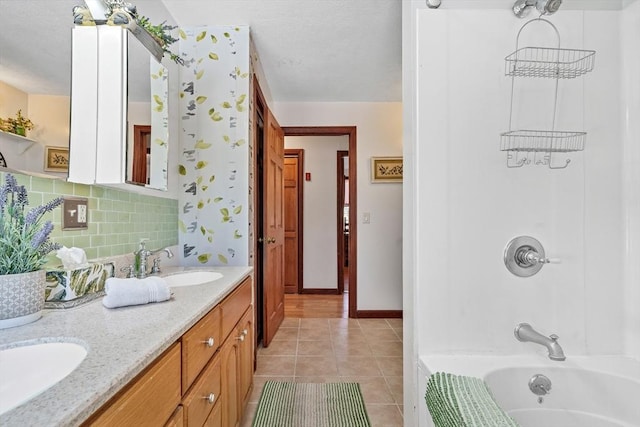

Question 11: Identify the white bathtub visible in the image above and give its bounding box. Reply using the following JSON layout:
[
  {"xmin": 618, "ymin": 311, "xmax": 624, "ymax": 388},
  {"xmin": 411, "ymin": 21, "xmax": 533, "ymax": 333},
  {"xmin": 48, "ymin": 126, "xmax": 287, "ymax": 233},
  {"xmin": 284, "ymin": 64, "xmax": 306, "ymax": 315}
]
[{"xmin": 417, "ymin": 355, "xmax": 640, "ymax": 427}]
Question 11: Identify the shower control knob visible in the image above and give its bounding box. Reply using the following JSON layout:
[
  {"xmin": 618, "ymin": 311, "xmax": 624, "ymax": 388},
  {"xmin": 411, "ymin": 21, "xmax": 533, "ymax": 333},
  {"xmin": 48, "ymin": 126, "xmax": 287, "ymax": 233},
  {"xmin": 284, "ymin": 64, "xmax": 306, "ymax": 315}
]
[{"xmin": 504, "ymin": 236, "xmax": 560, "ymax": 277}]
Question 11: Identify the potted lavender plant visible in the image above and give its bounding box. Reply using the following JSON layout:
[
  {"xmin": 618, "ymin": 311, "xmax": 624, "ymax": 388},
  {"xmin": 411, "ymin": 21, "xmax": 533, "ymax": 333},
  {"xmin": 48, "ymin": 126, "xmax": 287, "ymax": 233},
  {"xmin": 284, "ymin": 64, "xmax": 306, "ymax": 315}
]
[{"xmin": 0, "ymin": 173, "xmax": 63, "ymax": 328}]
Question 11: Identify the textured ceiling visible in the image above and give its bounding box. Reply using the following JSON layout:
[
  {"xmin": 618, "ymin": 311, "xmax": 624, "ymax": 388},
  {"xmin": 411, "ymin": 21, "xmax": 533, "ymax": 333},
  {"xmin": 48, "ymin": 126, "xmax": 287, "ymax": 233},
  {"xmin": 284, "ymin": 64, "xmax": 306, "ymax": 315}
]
[
  {"xmin": 0, "ymin": 0, "xmax": 78, "ymax": 97},
  {"xmin": 0, "ymin": 0, "xmax": 402, "ymax": 103},
  {"xmin": 163, "ymin": 0, "xmax": 402, "ymax": 102}
]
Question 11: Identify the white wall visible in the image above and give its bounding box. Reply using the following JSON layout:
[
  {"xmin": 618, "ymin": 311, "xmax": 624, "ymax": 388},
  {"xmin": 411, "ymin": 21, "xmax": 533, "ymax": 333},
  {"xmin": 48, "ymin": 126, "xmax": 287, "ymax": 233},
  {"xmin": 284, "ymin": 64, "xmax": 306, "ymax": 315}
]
[
  {"xmin": 412, "ymin": 6, "xmax": 626, "ymax": 356},
  {"xmin": 285, "ymin": 135, "xmax": 348, "ymax": 289},
  {"xmin": 274, "ymin": 102, "xmax": 403, "ymax": 310},
  {"xmin": 621, "ymin": 0, "xmax": 640, "ymax": 360}
]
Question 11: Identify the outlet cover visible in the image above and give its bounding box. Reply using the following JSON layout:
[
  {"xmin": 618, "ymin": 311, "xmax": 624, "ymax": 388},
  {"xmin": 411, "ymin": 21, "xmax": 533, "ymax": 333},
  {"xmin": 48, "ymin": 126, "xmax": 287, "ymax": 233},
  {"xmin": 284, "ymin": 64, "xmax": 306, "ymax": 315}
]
[{"xmin": 62, "ymin": 197, "xmax": 88, "ymax": 230}]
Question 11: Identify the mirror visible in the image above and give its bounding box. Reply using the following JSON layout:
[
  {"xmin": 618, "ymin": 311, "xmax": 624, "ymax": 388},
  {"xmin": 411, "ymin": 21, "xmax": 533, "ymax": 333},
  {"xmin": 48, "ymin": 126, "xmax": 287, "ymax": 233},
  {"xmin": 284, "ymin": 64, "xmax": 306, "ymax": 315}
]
[
  {"xmin": 0, "ymin": 1, "xmax": 171, "ymax": 191},
  {"xmin": 126, "ymin": 31, "xmax": 169, "ymax": 190}
]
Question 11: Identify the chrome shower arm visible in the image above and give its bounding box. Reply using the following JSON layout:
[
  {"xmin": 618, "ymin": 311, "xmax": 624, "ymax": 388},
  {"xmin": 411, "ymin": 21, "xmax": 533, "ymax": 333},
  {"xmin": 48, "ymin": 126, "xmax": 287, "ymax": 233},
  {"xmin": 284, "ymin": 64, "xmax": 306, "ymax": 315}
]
[{"xmin": 513, "ymin": 0, "xmax": 562, "ymax": 18}]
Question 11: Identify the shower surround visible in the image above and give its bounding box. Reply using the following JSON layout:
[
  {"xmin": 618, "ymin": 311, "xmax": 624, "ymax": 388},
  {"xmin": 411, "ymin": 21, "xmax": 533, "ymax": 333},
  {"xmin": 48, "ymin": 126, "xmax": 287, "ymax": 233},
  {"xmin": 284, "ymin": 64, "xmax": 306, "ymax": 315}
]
[{"xmin": 403, "ymin": 1, "xmax": 640, "ymax": 425}]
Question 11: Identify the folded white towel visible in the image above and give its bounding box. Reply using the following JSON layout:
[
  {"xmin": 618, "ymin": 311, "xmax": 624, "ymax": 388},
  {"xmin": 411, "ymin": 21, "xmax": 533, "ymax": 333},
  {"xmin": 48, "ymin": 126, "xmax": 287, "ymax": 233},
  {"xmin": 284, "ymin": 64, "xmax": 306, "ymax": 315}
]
[{"xmin": 102, "ymin": 276, "xmax": 171, "ymax": 309}]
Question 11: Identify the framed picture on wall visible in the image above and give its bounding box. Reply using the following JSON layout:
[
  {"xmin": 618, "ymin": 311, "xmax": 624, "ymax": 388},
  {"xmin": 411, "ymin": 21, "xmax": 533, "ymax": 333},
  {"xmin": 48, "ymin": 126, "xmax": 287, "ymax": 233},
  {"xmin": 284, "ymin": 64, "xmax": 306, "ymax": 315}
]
[
  {"xmin": 371, "ymin": 156, "xmax": 403, "ymax": 183},
  {"xmin": 44, "ymin": 146, "xmax": 69, "ymax": 172}
]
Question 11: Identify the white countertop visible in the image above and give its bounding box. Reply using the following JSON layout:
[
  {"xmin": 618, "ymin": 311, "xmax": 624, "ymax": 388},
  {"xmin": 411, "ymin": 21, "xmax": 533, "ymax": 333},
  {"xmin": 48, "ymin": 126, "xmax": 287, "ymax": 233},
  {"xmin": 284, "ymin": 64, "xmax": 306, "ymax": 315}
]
[{"xmin": 0, "ymin": 266, "xmax": 253, "ymax": 427}]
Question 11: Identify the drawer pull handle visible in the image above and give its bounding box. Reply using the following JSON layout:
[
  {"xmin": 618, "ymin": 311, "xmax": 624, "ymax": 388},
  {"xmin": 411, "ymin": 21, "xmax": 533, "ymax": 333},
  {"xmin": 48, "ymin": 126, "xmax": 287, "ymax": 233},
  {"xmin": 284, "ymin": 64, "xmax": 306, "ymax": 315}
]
[
  {"xmin": 236, "ymin": 335, "xmax": 245, "ymax": 342},
  {"xmin": 205, "ymin": 393, "xmax": 215, "ymax": 404},
  {"xmin": 204, "ymin": 337, "xmax": 215, "ymax": 347}
]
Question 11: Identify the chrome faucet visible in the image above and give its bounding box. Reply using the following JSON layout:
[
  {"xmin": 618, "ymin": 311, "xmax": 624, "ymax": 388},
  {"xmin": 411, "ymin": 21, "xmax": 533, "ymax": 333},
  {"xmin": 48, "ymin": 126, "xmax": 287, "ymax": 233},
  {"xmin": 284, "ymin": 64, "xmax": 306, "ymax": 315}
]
[
  {"xmin": 514, "ymin": 323, "xmax": 566, "ymax": 361},
  {"xmin": 134, "ymin": 240, "xmax": 173, "ymax": 279}
]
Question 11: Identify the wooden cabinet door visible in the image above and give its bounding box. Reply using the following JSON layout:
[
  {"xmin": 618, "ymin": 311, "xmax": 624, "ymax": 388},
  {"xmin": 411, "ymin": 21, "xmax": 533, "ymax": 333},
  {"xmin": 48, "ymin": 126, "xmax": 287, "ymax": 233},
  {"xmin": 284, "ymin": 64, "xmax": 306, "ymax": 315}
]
[
  {"xmin": 220, "ymin": 336, "xmax": 240, "ymax": 427},
  {"xmin": 237, "ymin": 308, "xmax": 254, "ymax": 408},
  {"xmin": 84, "ymin": 343, "xmax": 181, "ymax": 427},
  {"xmin": 263, "ymin": 108, "xmax": 285, "ymax": 347},
  {"xmin": 182, "ymin": 356, "xmax": 221, "ymax": 427}
]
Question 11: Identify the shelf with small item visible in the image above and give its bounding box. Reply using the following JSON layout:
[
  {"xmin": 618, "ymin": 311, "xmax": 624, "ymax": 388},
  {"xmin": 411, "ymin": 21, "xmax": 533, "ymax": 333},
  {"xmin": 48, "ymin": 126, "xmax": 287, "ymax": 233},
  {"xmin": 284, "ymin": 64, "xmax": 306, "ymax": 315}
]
[{"xmin": 0, "ymin": 129, "xmax": 40, "ymax": 154}]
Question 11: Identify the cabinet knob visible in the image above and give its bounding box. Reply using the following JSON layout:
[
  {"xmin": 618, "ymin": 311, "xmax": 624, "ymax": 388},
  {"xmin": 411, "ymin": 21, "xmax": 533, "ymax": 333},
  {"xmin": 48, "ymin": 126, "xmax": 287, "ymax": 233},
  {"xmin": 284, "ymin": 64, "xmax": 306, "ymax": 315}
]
[
  {"xmin": 204, "ymin": 337, "xmax": 215, "ymax": 347},
  {"xmin": 236, "ymin": 335, "xmax": 245, "ymax": 342},
  {"xmin": 206, "ymin": 393, "xmax": 215, "ymax": 404},
  {"xmin": 241, "ymin": 329, "xmax": 248, "ymax": 336}
]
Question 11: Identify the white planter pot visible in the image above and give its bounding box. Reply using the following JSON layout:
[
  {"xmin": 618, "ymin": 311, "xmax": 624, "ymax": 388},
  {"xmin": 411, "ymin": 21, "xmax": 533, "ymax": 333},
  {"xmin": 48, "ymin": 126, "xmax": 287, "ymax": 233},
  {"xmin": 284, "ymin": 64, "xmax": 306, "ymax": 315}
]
[{"xmin": 0, "ymin": 270, "xmax": 46, "ymax": 329}]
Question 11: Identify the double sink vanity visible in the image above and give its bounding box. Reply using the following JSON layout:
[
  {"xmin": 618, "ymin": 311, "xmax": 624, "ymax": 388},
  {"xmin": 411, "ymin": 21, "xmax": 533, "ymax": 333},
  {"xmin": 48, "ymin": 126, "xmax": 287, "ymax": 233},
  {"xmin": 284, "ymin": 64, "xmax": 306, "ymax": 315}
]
[{"xmin": 0, "ymin": 266, "xmax": 254, "ymax": 427}]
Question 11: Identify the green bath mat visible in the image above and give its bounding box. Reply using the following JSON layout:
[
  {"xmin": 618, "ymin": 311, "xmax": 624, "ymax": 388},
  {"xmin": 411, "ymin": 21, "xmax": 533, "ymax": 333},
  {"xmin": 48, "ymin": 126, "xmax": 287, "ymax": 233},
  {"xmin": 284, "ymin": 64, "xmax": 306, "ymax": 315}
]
[
  {"xmin": 425, "ymin": 372, "xmax": 520, "ymax": 427},
  {"xmin": 252, "ymin": 381, "xmax": 371, "ymax": 427}
]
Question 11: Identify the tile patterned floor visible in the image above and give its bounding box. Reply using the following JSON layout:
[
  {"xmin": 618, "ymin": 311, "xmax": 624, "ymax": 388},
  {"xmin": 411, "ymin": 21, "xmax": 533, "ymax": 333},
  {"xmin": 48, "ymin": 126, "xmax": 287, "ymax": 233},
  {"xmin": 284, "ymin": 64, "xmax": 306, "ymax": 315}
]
[{"xmin": 241, "ymin": 318, "xmax": 404, "ymax": 427}]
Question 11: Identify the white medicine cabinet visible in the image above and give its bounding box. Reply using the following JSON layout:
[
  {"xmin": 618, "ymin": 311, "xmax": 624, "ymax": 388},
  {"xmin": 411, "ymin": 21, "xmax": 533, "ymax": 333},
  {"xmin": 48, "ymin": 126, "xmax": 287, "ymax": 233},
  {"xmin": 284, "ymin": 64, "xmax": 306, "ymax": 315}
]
[{"xmin": 68, "ymin": 25, "xmax": 169, "ymax": 190}]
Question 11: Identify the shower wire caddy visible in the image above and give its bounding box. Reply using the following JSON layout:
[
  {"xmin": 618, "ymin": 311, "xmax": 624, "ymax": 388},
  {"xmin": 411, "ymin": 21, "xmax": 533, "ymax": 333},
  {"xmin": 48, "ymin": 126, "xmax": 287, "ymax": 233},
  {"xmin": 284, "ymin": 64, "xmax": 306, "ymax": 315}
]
[{"xmin": 501, "ymin": 18, "xmax": 595, "ymax": 169}]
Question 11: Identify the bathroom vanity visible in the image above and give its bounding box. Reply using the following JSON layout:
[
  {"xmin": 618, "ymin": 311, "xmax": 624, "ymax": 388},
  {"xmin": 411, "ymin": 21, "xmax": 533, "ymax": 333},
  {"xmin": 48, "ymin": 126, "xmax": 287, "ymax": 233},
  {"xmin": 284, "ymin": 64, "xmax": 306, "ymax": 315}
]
[{"xmin": 0, "ymin": 266, "xmax": 253, "ymax": 427}]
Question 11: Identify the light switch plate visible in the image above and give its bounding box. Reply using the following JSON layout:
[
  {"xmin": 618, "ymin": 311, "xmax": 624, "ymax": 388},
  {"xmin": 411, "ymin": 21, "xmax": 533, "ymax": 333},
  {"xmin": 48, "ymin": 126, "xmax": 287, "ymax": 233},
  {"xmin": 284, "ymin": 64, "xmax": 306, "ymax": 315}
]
[{"xmin": 62, "ymin": 197, "xmax": 89, "ymax": 230}]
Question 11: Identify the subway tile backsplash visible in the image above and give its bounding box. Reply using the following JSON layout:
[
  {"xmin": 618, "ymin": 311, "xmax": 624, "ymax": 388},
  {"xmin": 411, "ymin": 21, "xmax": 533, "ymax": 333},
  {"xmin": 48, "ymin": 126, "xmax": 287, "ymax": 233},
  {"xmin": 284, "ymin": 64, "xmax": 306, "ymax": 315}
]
[{"xmin": 3, "ymin": 172, "xmax": 178, "ymax": 264}]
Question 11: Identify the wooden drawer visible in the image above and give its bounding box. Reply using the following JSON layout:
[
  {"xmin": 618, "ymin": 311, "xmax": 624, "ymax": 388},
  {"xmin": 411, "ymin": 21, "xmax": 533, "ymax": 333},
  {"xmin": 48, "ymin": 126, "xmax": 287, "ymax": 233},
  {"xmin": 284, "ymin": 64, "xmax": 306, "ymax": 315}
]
[
  {"xmin": 182, "ymin": 355, "xmax": 222, "ymax": 427},
  {"xmin": 165, "ymin": 405, "xmax": 184, "ymax": 427},
  {"xmin": 221, "ymin": 277, "xmax": 252, "ymax": 339},
  {"xmin": 182, "ymin": 306, "xmax": 221, "ymax": 391},
  {"xmin": 84, "ymin": 342, "xmax": 181, "ymax": 427}
]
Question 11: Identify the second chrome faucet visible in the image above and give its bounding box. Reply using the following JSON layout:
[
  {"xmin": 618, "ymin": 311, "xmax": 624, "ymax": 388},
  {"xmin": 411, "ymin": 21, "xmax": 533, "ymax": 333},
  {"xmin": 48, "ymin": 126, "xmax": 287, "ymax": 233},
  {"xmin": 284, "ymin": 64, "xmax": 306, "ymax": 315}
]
[
  {"xmin": 134, "ymin": 240, "xmax": 174, "ymax": 279},
  {"xmin": 515, "ymin": 323, "xmax": 566, "ymax": 361}
]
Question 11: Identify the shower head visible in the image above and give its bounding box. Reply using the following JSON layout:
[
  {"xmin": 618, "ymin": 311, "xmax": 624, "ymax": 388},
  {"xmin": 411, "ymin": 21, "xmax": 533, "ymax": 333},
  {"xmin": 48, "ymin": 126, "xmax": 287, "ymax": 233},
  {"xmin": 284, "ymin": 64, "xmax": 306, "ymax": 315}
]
[{"xmin": 512, "ymin": 0, "xmax": 562, "ymax": 18}]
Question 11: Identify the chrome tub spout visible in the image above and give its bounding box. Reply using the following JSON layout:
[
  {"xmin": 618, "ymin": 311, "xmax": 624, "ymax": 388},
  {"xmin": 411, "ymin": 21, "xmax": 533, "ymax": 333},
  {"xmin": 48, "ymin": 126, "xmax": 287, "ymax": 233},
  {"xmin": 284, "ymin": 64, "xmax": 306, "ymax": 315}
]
[{"xmin": 515, "ymin": 323, "xmax": 566, "ymax": 361}]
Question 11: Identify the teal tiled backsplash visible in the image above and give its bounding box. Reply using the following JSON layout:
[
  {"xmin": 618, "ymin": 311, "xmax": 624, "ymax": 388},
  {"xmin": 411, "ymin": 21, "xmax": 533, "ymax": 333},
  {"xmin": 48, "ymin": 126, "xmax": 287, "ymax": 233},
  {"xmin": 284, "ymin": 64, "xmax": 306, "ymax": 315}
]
[{"xmin": 2, "ymin": 172, "xmax": 178, "ymax": 262}]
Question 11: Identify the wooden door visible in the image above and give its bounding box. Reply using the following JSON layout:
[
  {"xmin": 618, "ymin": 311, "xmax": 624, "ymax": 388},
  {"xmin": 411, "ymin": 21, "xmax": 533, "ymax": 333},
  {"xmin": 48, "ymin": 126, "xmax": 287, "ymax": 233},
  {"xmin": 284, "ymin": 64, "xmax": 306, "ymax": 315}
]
[
  {"xmin": 131, "ymin": 125, "xmax": 150, "ymax": 185},
  {"xmin": 262, "ymin": 109, "xmax": 285, "ymax": 347},
  {"xmin": 284, "ymin": 149, "xmax": 303, "ymax": 294}
]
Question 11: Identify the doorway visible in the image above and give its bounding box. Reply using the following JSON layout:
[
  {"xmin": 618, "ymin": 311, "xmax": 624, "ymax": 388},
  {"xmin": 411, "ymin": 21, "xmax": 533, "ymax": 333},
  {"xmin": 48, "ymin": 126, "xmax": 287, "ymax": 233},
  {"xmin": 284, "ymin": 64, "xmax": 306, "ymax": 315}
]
[
  {"xmin": 284, "ymin": 149, "xmax": 304, "ymax": 294},
  {"xmin": 282, "ymin": 127, "xmax": 358, "ymax": 318},
  {"xmin": 337, "ymin": 150, "xmax": 348, "ymax": 294}
]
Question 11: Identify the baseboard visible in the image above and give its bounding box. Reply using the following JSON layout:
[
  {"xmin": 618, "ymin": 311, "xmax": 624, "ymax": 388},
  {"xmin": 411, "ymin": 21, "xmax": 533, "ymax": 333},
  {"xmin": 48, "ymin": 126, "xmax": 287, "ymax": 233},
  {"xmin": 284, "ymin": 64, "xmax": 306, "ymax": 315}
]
[
  {"xmin": 299, "ymin": 288, "xmax": 340, "ymax": 295},
  {"xmin": 355, "ymin": 310, "xmax": 402, "ymax": 319}
]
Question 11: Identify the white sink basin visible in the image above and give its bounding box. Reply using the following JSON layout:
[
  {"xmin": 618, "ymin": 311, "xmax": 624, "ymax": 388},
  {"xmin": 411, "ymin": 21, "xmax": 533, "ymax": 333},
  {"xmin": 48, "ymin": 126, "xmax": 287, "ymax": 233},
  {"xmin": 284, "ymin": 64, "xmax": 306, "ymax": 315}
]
[
  {"xmin": 0, "ymin": 341, "xmax": 87, "ymax": 415},
  {"xmin": 163, "ymin": 271, "xmax": 224, "ymax": 287}
]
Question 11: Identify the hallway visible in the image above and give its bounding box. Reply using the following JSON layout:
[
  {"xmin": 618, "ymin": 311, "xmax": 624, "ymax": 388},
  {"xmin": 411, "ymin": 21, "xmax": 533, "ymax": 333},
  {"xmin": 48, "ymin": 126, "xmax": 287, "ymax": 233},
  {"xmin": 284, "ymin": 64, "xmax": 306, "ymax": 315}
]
[{"xmin": 283, "ymin": 293, "xmax": 349, "ymax": 318}]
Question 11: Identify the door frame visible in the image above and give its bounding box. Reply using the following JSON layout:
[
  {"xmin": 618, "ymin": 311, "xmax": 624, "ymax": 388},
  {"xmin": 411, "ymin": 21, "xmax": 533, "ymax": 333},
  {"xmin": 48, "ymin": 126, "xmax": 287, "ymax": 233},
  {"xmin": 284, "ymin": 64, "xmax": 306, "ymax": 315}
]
[
  {"xmin": 253, "ymin": 76, "xmax": 285, "ymax": 348},
  {"xmin": 282, "ymin": 126, "xmax": 358, "ymax": 318},
  {"xmin": 253, "ymin": 78, "xmax": 265, "ymax": 352}
]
